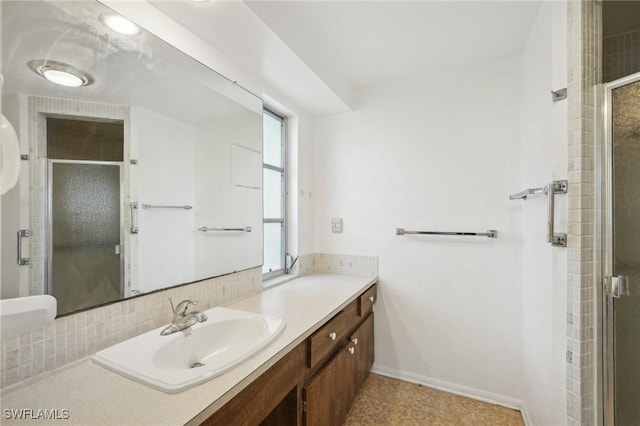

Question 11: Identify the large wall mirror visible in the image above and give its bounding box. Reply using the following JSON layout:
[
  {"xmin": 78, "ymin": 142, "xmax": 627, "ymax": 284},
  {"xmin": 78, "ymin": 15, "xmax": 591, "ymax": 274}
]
[{"xmin": 1, "ymin": 0, "xmax": 263, "ymax": 316}]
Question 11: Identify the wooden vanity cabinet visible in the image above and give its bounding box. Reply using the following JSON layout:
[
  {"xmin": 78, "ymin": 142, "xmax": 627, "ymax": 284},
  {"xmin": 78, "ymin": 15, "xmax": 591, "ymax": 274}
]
[
  {"xmin": 303, "ymin": 312, "xmax": 375, "ymax": 426},
  {"xmin": 352, "ymin": 313, "xmax": 374, "ymax": 390},
  {"xmin": 307, "ymin": 301, "xmax": 358, "ymax": 369},
  {"xmin": 200, "ymin": 342, "xmax": 306, "ymax": 426},
  {"xmin": 358, "ymin": 285, "xmax": 377, "ymax": 317},
  {"xmin": 302, "ymin": 313, "xmax": 373, "ymax": 426},
  {"xmin": 197, "ymin": 283, "xmax": 377, "ymax": 426}
]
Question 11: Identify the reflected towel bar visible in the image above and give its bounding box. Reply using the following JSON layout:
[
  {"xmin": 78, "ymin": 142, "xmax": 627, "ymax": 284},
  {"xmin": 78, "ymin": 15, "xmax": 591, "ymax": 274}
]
[
  {"xmin": 396, "ymin": 228, "xmax": 498, "ymax": 238},
  {"xmin": 141, "ymin": 204, "xmax": 192, "ymax": 210},
  {"xmin": 199, "ymin": 226, "xmax": 252, "ymax": 233}
]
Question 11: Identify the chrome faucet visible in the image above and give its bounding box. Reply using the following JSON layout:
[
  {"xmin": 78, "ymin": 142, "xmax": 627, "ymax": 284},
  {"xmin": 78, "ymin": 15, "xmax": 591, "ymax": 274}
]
[{"xmin": 160, "ymin": 299, "xmax": 208, "ymax": 336}]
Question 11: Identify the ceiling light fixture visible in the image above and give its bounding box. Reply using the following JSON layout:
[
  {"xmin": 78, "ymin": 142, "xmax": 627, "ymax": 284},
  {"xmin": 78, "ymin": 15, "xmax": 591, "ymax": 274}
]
[
  {"xmin": 28, "ymin": 60, "xmax": 92, "ymax": 88},
  {"xmin": 101, "ymin": 14, "xmax": 140, "ymax": 35}
]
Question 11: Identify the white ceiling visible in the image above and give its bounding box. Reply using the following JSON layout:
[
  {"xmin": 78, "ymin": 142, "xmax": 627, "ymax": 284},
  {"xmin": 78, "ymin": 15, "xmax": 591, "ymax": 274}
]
[
  {"xmin": 246, "ymin": 1, "xmax": 543, "ymax": 91},
  {"xmin": 149, "ymin": 0, "xmax": 542, "ymax": 115},
  {"xmin": 2, "ymin": 0, "xmax": 251, "ymax": 125}
]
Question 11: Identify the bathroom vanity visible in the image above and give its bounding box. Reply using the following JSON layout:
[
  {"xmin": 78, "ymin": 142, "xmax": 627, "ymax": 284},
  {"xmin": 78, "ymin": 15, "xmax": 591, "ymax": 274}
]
[
  {"xmin": 0, "ymin": 274, "xmax": 377, "ymax": 426},
  {"xmin": 201, "ymin": 282, "xmax": 377, "ymax": 426}
]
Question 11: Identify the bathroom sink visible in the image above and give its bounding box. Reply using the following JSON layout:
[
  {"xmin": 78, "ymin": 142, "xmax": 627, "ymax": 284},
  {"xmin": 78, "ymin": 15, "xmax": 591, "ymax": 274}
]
[
  {"xmin": 93, "ymin": 307, "xmax": 285, "ymax": 393},
  {"xmin": 0, "ymin": 295, "xmax": 57, "ymax": 338}
]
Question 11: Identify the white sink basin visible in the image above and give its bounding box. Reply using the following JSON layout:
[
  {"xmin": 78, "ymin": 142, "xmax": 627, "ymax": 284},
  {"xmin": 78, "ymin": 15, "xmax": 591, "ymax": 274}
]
[
  {"xmin": 93, "ymin": 307, "xmax": 285, "ymax": 393},
  {"xmin": 0, "ymin": 295, "xmax": 57, "ymax": 338}
]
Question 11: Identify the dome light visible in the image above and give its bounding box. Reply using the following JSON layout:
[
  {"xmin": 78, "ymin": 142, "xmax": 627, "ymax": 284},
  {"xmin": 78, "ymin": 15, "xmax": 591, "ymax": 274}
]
[
  {"xmin": 29, "ymin": 60, "xmax": 92, "ymax": 88},
  {"xmin": 101, "ymin": 14, "xmax": 140, "ymax": 36}
]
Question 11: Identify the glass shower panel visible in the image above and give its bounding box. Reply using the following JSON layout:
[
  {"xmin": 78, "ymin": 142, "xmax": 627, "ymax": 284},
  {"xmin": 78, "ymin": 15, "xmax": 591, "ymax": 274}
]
[
  {"xmin": 612, "ymin": 78, "xmax": 640, "ymax": 425},
  {"xmin": 50, "ymin": 162, "xmax": 122, "ymax": 315}
]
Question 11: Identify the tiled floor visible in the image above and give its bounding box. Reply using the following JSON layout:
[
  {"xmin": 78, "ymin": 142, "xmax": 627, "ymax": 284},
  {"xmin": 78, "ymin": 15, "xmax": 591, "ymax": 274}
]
[{"xmin": 345, "ymin": 374, "xmax": 524, "ymax": 426}]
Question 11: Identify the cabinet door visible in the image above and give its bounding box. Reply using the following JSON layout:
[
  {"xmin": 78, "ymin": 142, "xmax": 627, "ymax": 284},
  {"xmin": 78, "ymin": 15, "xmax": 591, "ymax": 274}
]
[
  {"xmin": 304, "ymin": 344, "xmax": 357, "ymax": 426},
  {"xmin": 353, "ymin": 313, "xmax": 374, "ymax": 390}
]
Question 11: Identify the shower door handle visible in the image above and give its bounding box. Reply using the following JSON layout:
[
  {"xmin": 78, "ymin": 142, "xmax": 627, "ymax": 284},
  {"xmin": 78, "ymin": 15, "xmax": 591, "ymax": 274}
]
[
  {"xmin": 130, "ymin": 202, "xmax": 139, "ymax": 234},
  {"xmin": 605, "ymin": 276, "xmax": 629, "ymax": 298},
  {"xmin": 17, "ymin": 229, "xmax": 30, "ymax": 265},
  {"xmin": 546, "ymin": 180, "xmax": 568, "ymax": 247}
]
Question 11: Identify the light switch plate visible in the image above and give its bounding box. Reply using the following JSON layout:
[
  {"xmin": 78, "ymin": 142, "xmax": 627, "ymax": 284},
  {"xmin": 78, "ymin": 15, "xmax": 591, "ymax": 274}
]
[{"xmin": 331, "ymin": 218, "xmax": 343, "ymax": 233}]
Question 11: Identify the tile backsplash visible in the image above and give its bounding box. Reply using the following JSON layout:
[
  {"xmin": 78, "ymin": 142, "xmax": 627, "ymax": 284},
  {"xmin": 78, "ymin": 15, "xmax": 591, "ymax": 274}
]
[
  {"xmin": 1, "ymin": 253, "xmax": 378, "ymax": 390},
  {"xmin": 293, "ymin": 253, "xmax": 378, "ymax": 277},
  {"xmin": 1, "ymin": 267, "xmax": 262, "ymax": 389}
]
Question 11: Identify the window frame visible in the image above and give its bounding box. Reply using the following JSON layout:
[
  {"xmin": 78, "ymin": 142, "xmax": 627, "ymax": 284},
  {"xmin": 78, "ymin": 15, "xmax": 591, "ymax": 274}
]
[{"xmin": 262, "ymin": 108, "xmax": 287, "ymax": 280}]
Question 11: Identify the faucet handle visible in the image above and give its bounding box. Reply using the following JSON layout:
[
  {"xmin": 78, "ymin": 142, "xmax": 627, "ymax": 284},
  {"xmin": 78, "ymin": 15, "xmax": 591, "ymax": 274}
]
[{"xmin": 173, "ymin": 299, "xmax": 198, "ymax": 315}]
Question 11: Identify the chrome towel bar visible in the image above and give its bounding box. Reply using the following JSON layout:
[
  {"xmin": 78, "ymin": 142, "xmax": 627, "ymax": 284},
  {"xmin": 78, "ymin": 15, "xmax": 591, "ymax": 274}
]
[
  {"xmin": 198, "ymin": 226, "xmax": 252, "ymax": 233},
  {"xmin": 396, "ymin": 228, "xmax": 498, "ymax": 238},
  {"xmin": 141, "ymin": 204, "xmax": 192, "ymax": 210},
  {"xmin": 509, "ymin": 187, "xmax": 546, "ymax": 200}
]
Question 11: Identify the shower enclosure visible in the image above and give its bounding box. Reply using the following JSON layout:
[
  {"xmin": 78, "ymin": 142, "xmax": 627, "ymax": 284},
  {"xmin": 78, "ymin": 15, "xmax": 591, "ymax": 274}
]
[
  {"xmin": 48, "ymin": 160, "xmax": 123, "ymax": 315},
  {"xmin": 600, "ymin": 71, "xmax": 640, "ymax": 426},
  {"xmin": 44, "ymin": 116, "xmax": 125, "ymax": 316}
]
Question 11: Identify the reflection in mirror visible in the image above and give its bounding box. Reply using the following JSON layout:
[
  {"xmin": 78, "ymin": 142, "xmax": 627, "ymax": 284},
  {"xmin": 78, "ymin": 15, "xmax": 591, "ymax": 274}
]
[{"xmin": 1, "ymin": 0, "xmax": 263, "ymax": 316}]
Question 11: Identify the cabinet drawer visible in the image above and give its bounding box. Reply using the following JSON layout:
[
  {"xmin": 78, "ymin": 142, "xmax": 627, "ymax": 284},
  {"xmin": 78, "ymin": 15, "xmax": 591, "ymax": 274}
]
[
  {"xmin": 358, "ymin": 284, "xmax": 377, "ymax": 316},
  {"xmin": 307, "ymin": 300, "xmax": 357, "ymax": 368}
]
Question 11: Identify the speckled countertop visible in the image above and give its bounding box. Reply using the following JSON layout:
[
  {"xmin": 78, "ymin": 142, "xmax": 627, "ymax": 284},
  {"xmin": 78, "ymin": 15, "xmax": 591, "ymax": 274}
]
[{"xmin": 0, "ymin": 273, "xmax": 377, "ymax": 426}]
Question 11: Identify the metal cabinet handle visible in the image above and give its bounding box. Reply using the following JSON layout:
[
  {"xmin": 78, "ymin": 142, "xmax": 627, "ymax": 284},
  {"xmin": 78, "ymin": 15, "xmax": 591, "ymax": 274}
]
[
  {"xmin": 546, "ymin": 180, "xmax": 567, "ymax": 247},
  {"xmin": 351, "ymin": 337, "xmax": 358, "ymax": 345},
  {"xmin": 329, "ymin": 332, "xmax": 337, "ymax": 341},
  {"xmin": 130, "ymin": 202, "xmax": 139, "ymax": 234},
  {"xmin": 348, "ymin": 347, "xmax": 355, "ymax": 355},
  {"xmin": 17, "ymin": 229, "xmax": 29, "ymax": 265},
  {"xmin": 368, "ymin": 296, "xmax": 375, "ymax": 302}
]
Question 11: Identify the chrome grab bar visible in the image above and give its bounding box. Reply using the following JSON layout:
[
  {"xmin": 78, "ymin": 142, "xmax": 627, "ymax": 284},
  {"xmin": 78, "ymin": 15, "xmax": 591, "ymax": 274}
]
[
  {"xmin": 198, "ymin": 226, "xmax": 252, "ymax": 233},
  {"xmin": 17, "ymin": 229, "xmax": 30, "ymax": 265},
  {"xmin": 396, "ymin": 228, "xmax": 498, "ymax": 238},
  {"xmin": 510, "ymin": 180, "xmax": 567, "ymax": 246},
  {"xmin": 130, "ymin": 202, "xmax": 139, "ymax": 234},
  {"xmin": 546, "ymin": 180, "xmax": 568, "ymax": 247},
  {"xmin": 141, "ymin": 204, "xmax": 192, "ymax": 210}
]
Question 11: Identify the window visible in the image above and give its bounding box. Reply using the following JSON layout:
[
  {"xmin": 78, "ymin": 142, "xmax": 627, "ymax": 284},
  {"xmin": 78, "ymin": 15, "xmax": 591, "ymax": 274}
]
[{"xmin": 263, "ymin": 109, "xmax": 286, "ymax": 278}]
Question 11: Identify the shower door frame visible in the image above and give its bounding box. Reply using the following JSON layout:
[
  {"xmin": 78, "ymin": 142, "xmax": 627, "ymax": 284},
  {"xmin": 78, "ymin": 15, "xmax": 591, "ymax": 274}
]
[
  {"xmin": 46, "ymin": 159, "xmax": 125, "ymax": 299},
  {"xmin": 598, "ymin": 70, "xmax": 640, "ymax": 426}
]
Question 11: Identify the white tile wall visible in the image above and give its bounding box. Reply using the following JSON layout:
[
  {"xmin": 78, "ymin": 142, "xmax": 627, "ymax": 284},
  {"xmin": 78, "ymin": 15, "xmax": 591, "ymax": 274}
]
[
  {"xmin": 603, "ymin": 30, "xmax": 640, "ymax": 83},
  {"xmin": 0, "ymin": 267, "xmax": 262, "ymax": 389},
  {"xmin": 566, "ymin": 1, "xmax": 601, "ymax": 425}
]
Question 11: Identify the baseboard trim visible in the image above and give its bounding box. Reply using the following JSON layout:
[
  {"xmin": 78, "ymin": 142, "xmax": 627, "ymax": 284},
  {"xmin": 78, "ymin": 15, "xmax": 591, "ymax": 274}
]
[
  {"xmin": 520, "ymin": 401, "xmax": 533, "ymax": 426},
  {"xmin": 370, "ymin": 365, "xmax": 524, "ymax": 413}
]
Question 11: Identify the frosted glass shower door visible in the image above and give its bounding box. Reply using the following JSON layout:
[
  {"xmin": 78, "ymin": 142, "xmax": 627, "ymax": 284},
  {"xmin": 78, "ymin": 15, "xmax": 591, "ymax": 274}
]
[
  {"xmin": 49, "ymin": 161, "xmax": 123, "ymax": 315},
  {"xmin": 604, "ymin": 73, "xmax": 640, "ymax": 426}
]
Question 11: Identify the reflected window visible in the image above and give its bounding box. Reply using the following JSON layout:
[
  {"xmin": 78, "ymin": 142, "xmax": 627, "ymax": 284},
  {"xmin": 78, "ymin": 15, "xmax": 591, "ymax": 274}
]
[{"xmin": 263, "ymin": 109, "xmax": 286, "ymax": 278}]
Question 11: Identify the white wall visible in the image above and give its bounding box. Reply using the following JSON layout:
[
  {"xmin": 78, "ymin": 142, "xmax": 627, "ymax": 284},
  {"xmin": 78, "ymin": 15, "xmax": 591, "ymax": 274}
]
[
  {"xmin": 0, "ymin": 95, "xmax": 28, "ymax": 298},
  {"xmin": 314, "ymin": 57, "xmax": 524, "ymax": 405},
  {"xmin": 519, "ymin": 3, "xmax": 568, "ymax": 425},
  {"xmin": 132, "ymin": 107, "xmax": 195, "ymax": 293},
  {"xmin": 193, "ymin": 112, "xmax": 263, "ymax": 278},
  {"xmin": 297, "ymin": 114, "xmax": 316, "ymax": 256}
]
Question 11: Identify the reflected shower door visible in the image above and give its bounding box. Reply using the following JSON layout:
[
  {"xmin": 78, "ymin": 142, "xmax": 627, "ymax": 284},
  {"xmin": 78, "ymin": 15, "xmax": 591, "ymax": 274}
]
[
  {"xmin": 49, "ymin": 161, "xmax": 122, "ymax": 315},
  {"xmin": 603, "ymin": 72, "xmax": 640, "ymax": 426}
]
